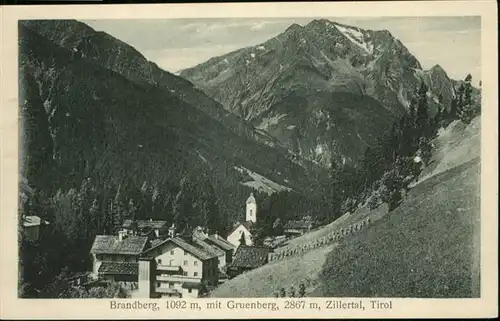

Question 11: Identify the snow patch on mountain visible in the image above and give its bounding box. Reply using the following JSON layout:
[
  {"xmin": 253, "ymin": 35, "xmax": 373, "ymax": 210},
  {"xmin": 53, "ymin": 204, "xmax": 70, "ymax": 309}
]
[
  {"xmin": 196, "ymin": 150, "xmax": 208, "ymax": 163},
  {"xmin": 233, "ymin": 166, "xmax": 293, "ymax": 195},
  {"xmin": 256, "ymin": 114, "xmax": 287, "ymax": 130},
  {"xmin": 335, "ymin": 24, "xmax": 373, "ymax": 54}
]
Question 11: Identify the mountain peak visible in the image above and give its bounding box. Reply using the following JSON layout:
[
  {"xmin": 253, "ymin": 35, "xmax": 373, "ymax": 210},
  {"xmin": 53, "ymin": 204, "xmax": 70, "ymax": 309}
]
[
  {"xmin": 307, "ymin": 18, "xmax": 335, "ymax": 26},
  {"xmin": 285, "ymin": 23, "xmax": 304, "ymax": 33},
  {"xmin": 430, "ymin": 64, "xmax": 445, "ymax": 72},
  {"xmin": 304, "ymin": 18, "xmax": 342, "ymax": 32},
  {"xmin": 429, "ymin": 64, "xmax": 449, "ymax": 78}
]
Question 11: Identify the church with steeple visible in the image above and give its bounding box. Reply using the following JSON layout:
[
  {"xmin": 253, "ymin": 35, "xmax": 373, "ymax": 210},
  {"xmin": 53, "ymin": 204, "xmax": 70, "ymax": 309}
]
[{"xmin": 226, "ymin": 193, "xmax": 257, "ymax": 248}]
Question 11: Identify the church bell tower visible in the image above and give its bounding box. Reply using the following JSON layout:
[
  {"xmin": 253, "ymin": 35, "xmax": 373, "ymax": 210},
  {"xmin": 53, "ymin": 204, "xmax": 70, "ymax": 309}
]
[{"xmin": 245, "ymin": 193, "xmax": 257, "ymax": 223}]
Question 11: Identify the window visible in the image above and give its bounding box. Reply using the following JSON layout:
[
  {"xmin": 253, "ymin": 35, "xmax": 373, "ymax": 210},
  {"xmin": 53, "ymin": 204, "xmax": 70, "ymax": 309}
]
[
  {"xmin": 169, "ymin": 283, "xmax": 174, "ymax": 289},
  {"xmin": 193, "ymin": 261, "xmax": 198, "ymax": 266},
  {"xmin": 188, "ymin": 289, "xmax": 192, "ymax": 293},
  {"xmin": 193, "ymin": 272, "xmax": 198, "ymax": 277},
  {"xmin": 184, "ymin": 250, "xmax": 187, "ymax": 255},
  {"xmin": 157, "ymin": 259, "xmax": 162, "ymax": 264},
  {"xmin": 183, "ymin": 260, "xmax": 188, "ymax": 266},
  {"xmin": 170, "ymin": 250, "xmax": 174, "ymax": 255},
  {"xmin": 169, "ymin": 260, "xmax": 174, "ymax": 266},
  {"xmin": 157, "ymin": 282, "xmax": 161, "ymax": 288},
  {"xmin": 183, "ymin": 272, "xmax": 188, "ymax": 276}
]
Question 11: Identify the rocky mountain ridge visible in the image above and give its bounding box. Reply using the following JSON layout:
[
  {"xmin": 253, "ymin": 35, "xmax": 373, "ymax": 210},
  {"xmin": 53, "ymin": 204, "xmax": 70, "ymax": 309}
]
[{"xmin": 181, "ymin": 19, "xmax": 460, "ymax": 167}]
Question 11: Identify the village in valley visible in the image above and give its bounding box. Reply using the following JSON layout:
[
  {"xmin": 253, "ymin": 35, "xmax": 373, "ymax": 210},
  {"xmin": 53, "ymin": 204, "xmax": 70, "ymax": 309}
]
[{"xmin": 22, "ymin": 192, "xmax": 347, "ymax": 298}]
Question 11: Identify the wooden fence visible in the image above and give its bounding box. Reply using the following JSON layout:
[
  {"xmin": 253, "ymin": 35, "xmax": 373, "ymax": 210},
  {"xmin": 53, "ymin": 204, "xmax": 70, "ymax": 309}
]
[{"xmin": 267, "ymin": 217, "xmax": 372, "ymax": 262}]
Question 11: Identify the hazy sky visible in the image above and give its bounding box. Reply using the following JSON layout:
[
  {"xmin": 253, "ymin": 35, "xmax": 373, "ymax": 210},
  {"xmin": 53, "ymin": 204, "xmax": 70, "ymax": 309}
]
[{"xmin": 84, "ymin": 16, "xmax": 481, "ymax": 83}]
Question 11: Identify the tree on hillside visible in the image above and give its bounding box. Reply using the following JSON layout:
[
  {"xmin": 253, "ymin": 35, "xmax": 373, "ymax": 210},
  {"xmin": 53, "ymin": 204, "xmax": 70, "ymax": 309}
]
[
  {"xmin": 448, "ymin": 92, "xmax": 459, "ymax": 123},
  {"xmin": 172, "ymin": 172, "xmax": 195, "ymax": 234},
  {"xmin": 434, "ymin": 101, "xmax": 444, "ymax": 130},
  {"xmin": 399, "ymin": 99, "xmax": 419, "ymax": 157},
  {"xmin": 458, "ymin": 74, "xmax": 475, "ymax": 124},
  {"xmin": 456, "ymin": 83, "xmax": 465, "ymax": 119},
  {"xmin": 289, "ymin": 286, "xmax": 296, "ymax": 297},
  {"xmin": 329, "ymin": 158, "xmax": 343, "ymax": 224},
  {"xmin": 298, "ymin": 282, "xmax": 306, "ymax": 297},
  {"xmin": 416, "ymin": 80, "xmax": 430, "ymax": 138},
  {"xmin": 239, "ymin": 232, "xmax": 247, "ymax": 246},
  {"xmin": 381, "ymin": 167, "xmax": 405, "ymax": 212},
  {"xmin": 272, "ymin": 218, "xmax": 284, "ymax": 236}
]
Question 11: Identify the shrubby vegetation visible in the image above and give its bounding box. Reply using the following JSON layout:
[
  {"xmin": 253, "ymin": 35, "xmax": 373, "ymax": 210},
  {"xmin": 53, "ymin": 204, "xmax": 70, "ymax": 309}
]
[
  {"xmin": 59, "ymin": 282, "xmax": 129, "ymax": 299},
  {"xmin": 329, "ymin": 74, "xmax": 481, "ymax": 214}
]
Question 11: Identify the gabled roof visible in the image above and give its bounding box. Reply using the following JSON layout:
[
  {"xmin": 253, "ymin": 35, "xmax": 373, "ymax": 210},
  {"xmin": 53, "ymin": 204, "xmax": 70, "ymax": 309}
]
[
  {"xmin": 90, "ymin": 235, "xmax": 148, "ymax": 255},
  {"xmin": 205, "ymin": 235, "xmax": 235, "ymax": 251},
  {"xmin": 122, "ymin": 219, "xmax": 167, "ymax": 230},
  {"xmin": 150, "ymin": 238, "xmax": 165, "ymax": 248},
  {"xmin": 230, "ymin": 245, "xmax": 271, "ymax": 269},
  {"xmin": 98, "ymin": 262, "xmax": 138, "ymax": 275},
  {"xmin": 22, "ymin": 215, "xmax": 49, "ymax": 227},
  {"xmin": 228, "ymin": 220, "xmax": 254, "ymax": 236},
  {"xmin": 141, "ymin": 237, "xmax": 218, "ymax": 261},
  {"xmin": 193, "ymin": 237, "xmax": 225, "ymax": 257}
]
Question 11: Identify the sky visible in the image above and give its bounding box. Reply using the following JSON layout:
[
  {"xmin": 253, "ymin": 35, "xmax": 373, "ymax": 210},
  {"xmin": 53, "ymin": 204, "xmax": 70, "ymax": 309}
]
[{"xmin": 84, "ymin": 16, "xmax": 481, "ymax": 83}]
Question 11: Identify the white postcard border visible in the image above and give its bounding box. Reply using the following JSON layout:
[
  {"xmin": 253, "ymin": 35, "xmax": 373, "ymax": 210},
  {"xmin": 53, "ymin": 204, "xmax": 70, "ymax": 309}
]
[{"xmin": 1, "ymin": 1, "xmax": 498, "ymax": 319}]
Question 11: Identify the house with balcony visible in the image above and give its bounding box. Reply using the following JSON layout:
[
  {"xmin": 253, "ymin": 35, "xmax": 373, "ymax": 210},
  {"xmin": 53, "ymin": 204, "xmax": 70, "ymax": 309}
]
[
  {"xmin": 140, "ymin": 236, "xmax": 219, "ymax": 298},
  {"xmin": 90, "ymin": 231, "xmax": 149, "ymax": 282}
]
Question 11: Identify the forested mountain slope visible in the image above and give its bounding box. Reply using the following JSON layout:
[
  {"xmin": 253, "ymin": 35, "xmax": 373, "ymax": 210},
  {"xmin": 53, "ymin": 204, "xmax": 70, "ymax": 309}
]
[{"xmin": 19, "ymin": 21, "xmax": 330, "ymax": 282}]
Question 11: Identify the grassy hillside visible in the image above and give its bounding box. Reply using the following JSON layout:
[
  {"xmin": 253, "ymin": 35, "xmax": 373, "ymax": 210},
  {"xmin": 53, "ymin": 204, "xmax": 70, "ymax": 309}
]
[
  {"xmin": 318, "ymin": 157, "xmax": 480, "ymax": 297},
  {"xmin": 211, "ymin": 116, "xmax": 480, "ymax": 298}
]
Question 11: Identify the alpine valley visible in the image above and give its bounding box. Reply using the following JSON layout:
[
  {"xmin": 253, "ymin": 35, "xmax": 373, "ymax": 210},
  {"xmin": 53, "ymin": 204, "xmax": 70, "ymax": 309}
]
[{"xmin": 18, "ymin": 18, "xmax": 481, "ymax": 299}]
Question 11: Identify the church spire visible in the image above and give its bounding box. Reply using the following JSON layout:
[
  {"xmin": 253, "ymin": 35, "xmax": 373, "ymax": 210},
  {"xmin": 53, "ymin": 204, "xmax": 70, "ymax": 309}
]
[{"xmin": 245, "ymin": 192, "xmax": 257, "ymax": 223}]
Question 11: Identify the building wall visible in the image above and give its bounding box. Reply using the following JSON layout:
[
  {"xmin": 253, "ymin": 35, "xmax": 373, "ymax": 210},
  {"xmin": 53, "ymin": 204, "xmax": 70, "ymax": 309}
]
[
  {"xmin": 217, "ymin": 253, "xmax": 226, "ymax": 271},
  {"xmin": 101, "ymin": 274, "xmax": 137, "ymax": 283},
  {"xmin": 227, "ymin": 225, "xmax": 253, "ymax": 248},
  {"xmin": 201, "ymin": 257, "xmax": 218, "ymax": 286},
  {"xmin": 182, "ymin": 287, "xmax": 198, "ymax": 298},
  {"xmin": 23, "ymin": 225, "xmax": 40, "ymax": 242},
  {"xmin": 225, "ymin": 249, "xmax": 233, "ymax": 265},
  {"xmin": 152, "ymin": 243, "xmax": 203, "ymax": 278},
  {"xmin": 156, "ymin": 281, "xmax": 198, "ymax": 298}
]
